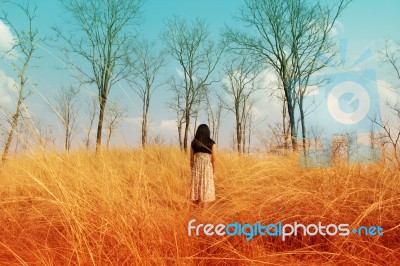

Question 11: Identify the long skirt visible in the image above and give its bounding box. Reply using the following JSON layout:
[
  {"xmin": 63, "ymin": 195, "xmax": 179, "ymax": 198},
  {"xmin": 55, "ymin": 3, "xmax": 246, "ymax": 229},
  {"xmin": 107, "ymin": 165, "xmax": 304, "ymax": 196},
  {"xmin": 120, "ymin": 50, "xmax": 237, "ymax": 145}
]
[{"xmin": 191, "ymin": 152, "xmax": 215, "ymax": 202}]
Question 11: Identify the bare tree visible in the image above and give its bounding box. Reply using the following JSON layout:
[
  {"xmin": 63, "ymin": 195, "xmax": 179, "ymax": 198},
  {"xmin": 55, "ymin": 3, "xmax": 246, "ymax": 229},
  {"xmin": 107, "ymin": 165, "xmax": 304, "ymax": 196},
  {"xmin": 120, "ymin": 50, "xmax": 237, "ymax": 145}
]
[
  {"xmin": 375, "ymin": 40, "xmax": 400, "ymax": 166},
  {"xmin": 161, "ymin": 16, "xmax": 223, "ymax": 152},
  {"xmin": 84, "ymin": 96, "xmax": 98, "ymax": 149},
  {"xmin": 55, "ymin": 0, "xmax": 144, "ymax": 151},
  {"xmin": 225, "ymin": 0, "xmax": 351, "ymax": 151},
  {"xmin": 167, "ymin": 77, "xmax": 186, "ymax": 148},
  {"xmin": 104, "ymin": 101, "xmax": 127, "ymax": 148},
  {"xmin": 379, "ymin": 40, "xmax": 400, "ymax": 86},
  {"xmin": 246, "ymin": 110, "xmax": 253, "ymax": 153},
  {"xmin": 13, "ymin": 120, "xmax": 28, "ymax": 154},
  {"xmin": 0, "ymin": 113, "xmax": 29, "ymax": 155},
  {"xmin": 128, "ymin": 40, "xmax": 165, "ymax": 148},
  {"xmin": 307, "ymin": 124, "xmax": 324, "ymax": 150},
  {"xmin": 277, "ymin": 90, "xmax": 291, "ymax": 150},
  {"xmin": 51, "ymin": 86, "xmax": 79, "ymax": 152},
  {"xmin": 220, "ymin": 55, "xmax": 262, "ymax": 153},
  {"xmin": 255, "ymin": 130, "xmax": 270, "ymax": 152},
  {"xmin": 268, "ymin": 79, "xmax": 292, "ymax": 149},
  {"xmin": 243, "ymin": 100, "xmax": 256, "ymax": 154},
  {"xmin": 206, "ymin": 91, "xmax": 223, "ymax": 144},
  {"xmin": 372, "ymin": 102, "xmax": 400, "ymax": 167},
  {"xmin": 192, "ymin": 102, "xmax": 202, "ymax": 139},
  {"xmin": 257, "ymin": 121, "xmax": 291, "ymax": 154},
  {"xmin": 290, "ymin": 0, "xmax": 349, "ymax": 153},
  {"xmin": 150, "ymin": 133, "xmax": 167, "ymax": 146},
  {"xmin": 1, "ymin": 1, "xmax": 40, "ymax": 162},
  {"xmin": 231, "ymin": 131, "xmax": 237, "ymax": 152},
  {"xmin": 34, "ymin": 119, "xmax": 57, "ymax": 151},
  {"xmin": 331, "ymin": 135, "xmax": 349, "ymax": 165}
]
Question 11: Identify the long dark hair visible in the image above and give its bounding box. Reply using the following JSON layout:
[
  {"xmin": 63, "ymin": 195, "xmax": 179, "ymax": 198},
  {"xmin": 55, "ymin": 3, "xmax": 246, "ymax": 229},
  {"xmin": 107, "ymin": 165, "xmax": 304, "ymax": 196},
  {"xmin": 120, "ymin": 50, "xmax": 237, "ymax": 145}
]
[{"xmin": 192, "ymin": 124, "xmax": 214, "ymax": 152}]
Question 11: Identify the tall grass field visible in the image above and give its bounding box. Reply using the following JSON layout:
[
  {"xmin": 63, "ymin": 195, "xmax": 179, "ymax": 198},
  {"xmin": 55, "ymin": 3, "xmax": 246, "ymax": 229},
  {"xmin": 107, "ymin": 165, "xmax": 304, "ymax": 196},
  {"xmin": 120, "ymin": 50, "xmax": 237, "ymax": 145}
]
[{"xmin": 0, "ymin": 147, "xmax": 399, "ymax": 265}]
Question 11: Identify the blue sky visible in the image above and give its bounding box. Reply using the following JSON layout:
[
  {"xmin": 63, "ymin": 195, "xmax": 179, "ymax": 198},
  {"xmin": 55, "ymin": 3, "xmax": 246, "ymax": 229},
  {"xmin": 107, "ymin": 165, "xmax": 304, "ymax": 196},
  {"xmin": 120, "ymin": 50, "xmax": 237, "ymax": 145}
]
[{"xmin": 0, "ymin": 0, "xmax": 399, "ymax": 151}]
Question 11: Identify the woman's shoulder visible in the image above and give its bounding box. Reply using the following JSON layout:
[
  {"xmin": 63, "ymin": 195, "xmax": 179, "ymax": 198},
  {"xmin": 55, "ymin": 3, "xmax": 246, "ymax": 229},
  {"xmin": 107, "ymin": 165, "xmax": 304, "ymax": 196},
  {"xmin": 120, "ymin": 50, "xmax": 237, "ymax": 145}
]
[{"xmin": 209, "ymin": 139, "xmax": 216, "ymax": 149}]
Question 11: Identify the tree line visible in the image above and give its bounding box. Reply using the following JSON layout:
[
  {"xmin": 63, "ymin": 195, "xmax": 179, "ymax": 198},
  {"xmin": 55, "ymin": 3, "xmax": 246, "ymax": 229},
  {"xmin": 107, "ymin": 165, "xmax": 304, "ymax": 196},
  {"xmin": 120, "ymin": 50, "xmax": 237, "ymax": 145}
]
[{"xmin": 1, "ymin": 0, "xmax": 399, "ymax": 163}]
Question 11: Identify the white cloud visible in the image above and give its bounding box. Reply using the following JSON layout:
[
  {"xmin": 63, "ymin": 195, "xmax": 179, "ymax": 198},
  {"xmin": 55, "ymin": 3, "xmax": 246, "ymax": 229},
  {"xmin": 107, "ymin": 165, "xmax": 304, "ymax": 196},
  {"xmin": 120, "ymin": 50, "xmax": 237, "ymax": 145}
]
[
  {"xmin": 159, "ymin": 119, "xmax": 176, "ymax": 134},
  {"xmin": 377, "ymin": 79, "xmax": 400, "ymax": 120},
  {"xmin": 145, "ymin": 119, "xmax": 177, "ymax": 145},
  {"xmin": 126, "ymin": 116, "xmax": 142, "ymax": 127},
  {"xmin": 260, "ymin": 68, "xmax": 279, "ymax": 94},
  {"xmin": 127, "ymin": 117, "xmax": 177, "ymax": 134},
  {"xmin": 253, "ymin": 68, "xmax": 283, "ymax": 125},
  {"xmin": 331, "ymin": 20, "xmax": 344, "ymax": 37},
  {"xmin": 0, "ymin": 70, "xmax": 16, "ymax": 106},
  {"xmin": 176, "ymin": 68, "xmax": 197, "ymax": 81},
  {"xmin": 0, "ymin": 20, "xmax": 17, "ymax": 58},
  {"xmin": 176, "ymin": 68, "xmax": 184, "ymax": 78},
  {"xmin": 377, "ymin": 79, "xmax": 399, "ymax": 105},
  {"xmin": 121, "ymin": 117, "xmax": 178, "ymax": 145},
  {"xmin": 250, "ymin": 104, "xmax": 265, "ymax": 122}
]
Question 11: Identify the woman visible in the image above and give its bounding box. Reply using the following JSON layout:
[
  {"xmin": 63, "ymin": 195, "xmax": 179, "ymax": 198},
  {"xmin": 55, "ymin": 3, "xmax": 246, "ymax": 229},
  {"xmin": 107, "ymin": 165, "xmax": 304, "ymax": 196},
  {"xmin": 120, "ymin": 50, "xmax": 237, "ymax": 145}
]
[{"xmin": 190, "ymin": 124, "xmax": 217, "ymax": 204}]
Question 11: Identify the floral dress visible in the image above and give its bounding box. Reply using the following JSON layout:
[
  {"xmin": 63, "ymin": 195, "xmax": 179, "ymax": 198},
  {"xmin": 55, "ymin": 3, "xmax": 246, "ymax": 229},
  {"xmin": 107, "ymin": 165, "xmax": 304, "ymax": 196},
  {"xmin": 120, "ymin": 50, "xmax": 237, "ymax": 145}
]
[{"xmin": 191, "ymin": 152, "xmax": 215, "ymax": 202}]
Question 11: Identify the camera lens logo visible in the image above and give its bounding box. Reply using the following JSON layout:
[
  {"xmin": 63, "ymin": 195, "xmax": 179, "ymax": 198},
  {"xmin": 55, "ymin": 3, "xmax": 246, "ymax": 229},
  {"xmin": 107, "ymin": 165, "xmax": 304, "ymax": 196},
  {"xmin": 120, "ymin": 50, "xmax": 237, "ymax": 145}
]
[
  {"xmin": 327, "ymin": 81, "xmax": 370, "ymax": 125},
  {"xmin": 299, "ymin": 40, "xmax": 382, "ymax": 168}
]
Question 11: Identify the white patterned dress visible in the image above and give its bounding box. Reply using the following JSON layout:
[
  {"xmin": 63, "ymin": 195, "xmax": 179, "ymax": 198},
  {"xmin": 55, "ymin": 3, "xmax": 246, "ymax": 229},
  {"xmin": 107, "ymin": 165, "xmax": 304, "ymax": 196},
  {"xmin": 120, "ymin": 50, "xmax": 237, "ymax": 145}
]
[{"xmin": 191, "ymin": 152, "xmax": 216, "ymax": 202}]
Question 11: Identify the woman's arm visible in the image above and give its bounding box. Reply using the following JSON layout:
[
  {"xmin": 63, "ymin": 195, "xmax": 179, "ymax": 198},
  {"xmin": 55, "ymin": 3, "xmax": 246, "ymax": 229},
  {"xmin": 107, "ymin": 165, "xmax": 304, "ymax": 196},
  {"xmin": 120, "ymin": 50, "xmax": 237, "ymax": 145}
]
[
  {"xmin": 211, "ymin": 144, "xmax": 217, "ymax": 172},
  {"xmin": 190, "ymin": 147, "xmax": 194, "ymax": 169}
]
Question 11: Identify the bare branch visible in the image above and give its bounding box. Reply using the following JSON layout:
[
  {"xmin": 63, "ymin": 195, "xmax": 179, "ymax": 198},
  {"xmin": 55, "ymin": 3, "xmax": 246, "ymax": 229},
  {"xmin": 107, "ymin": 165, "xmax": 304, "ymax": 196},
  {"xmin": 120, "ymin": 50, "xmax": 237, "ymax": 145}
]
[
  {"xmin": 161, "ymin": 16, "xmax": 224, "ymax": 151},
  {"xmin": 224, "ymin": 0, "xmax": 352, "ymax": 151},
  {"xmin": 1, "ymin": 0, "xmax": 41, "ymax": 161},
  {"xmin": 55, "ymin": 0, "xmax": 144, "ymax": 151},
  {"xmin": 104, "ymin": 101, "xmax": 128, "ymax": 148}
]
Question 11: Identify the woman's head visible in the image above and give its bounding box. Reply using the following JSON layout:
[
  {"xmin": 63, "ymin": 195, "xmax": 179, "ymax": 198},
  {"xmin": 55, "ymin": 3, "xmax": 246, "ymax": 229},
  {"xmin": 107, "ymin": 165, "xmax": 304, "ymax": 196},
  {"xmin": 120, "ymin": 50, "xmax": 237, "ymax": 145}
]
[
  {"xmin": 194, "ymin": 124, "xmax": 211, "ymax": 141},
  {"xmin": 192, "ymin": 124, "xmax": 214, "ymax": 153}
]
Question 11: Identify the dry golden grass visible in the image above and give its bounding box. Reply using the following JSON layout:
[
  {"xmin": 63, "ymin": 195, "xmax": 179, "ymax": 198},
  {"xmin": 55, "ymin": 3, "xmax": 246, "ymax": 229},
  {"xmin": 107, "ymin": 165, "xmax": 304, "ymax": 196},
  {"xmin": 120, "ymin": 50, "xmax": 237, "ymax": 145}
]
[{"xmin": 0, "ymin": 147, "xmax": 399, "ymax": 265}]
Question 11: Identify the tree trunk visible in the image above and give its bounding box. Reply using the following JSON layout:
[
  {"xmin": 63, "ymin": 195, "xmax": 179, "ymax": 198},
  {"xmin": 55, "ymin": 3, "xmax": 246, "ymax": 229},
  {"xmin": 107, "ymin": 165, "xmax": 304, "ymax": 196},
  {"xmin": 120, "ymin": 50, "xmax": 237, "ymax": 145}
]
[
  {"xmin": 85, "ymin": 101, "xmax": 96, "ymax": 150},
  {"xmin": 86, "ymin": 127, "xmax": 92, "ymax": 149},
  {"xmin": 2, "ymin": 95, "xmax": 23, "ymax": 162},
  {"xmin": 107, "ymin": 128, "xmax": 113, "ymax": 148},
  {"xmin": 299, "ymin": 95, "xmax": 307, "ymax": 155},
  {"xmin": 142, "ymin": 114, "xmax": 147, "ymax": 148},
  {"xmin": 65, "ymin": 125, "xmax": 70, "ymax": 152},
  {"xmin": 14, "ymin": 131, "xmax": 20, "ymax": 154},
  {"xmin": 193, "ymin": 115, "xmax": 198, "ymax": 139},
  {"xmin": 282, "ymin": 99, "xmax": 289, "ymax": 149},
  {"xmin": 141, "ymin": 100, "xmax": 148, "ymax": 148},
  {"xmin": 141, "ymin": 91, "xmax": 151, "ymax": 148},
  {"xmin": 236, "ymin": 120, "xmax": 242, "ymax": 153},
  {"xmin": 2, "ymin": 114, "xmax": 18, "ymax": 162},
  {"xmin": 248, "ymin": 115, "xmax": 252, "ymax": 154},
  {"xmin": 287, "ymin": 98, "xmax": 298, "ymax": 152},
  {"xmin": 215, "ymin": 108, "xmax": 221, "ymax": 144},
  {"xmin": 242, "ymin": 122, "xmax": 246, "ymax": 154},
  {"xmin": 393, "ymin": 143, "xmax": 399, "ymax": 168},
  {"xmin": 248, "ymin": 129, "xmax": 251, "ymax": 154},
  {"xmin": 96, "ymin": 94, "xmax": 107, "ymax": 152},
  {"xmin": 183, "ymin": 110, "xmax": 190, "ymax": 152},
  {"xmin": 178, "ymin": 120, "xmax": 183, "ymax": 149}
]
